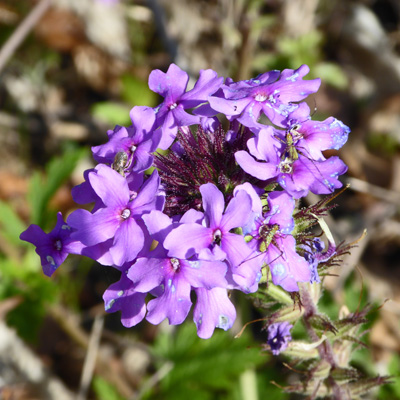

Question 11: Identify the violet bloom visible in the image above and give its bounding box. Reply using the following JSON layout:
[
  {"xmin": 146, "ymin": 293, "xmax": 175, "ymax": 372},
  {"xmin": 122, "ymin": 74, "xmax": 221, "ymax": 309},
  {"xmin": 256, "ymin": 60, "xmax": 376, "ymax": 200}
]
[
  {"xmin": 128, "ymin": 210, "xmax": 228, "ymax": 327},
  {"xmin": 92, "ymin": 106, "xmax": 159, "ymax": 174},
  {"xmin": 208, "ymin": 65, "xmax": 321, "ymax": 127},
  {"xmin": 278, "ymin": 102, "xmax": 351, "ymax": 161},
  {"xmin": 267, "ymin": 321, "xmax": 293, "ymax": 355},
  {"xmin": 149, "ymin": 64, "xmax": 223, "ymax": 150},
  {"xmin": 103, "ymin": 270, "xmax": 147, "ymax": 328},
  {"xmin": 20, "ymin": 212, "xmax": 83, "ymax": 277},
  {"xmin": 302, "ymin": 238, "xmax": 337, "ymax": 284},
  {"xmin": 68, "ymin": 165, "xmax": 163, "ymax": 266},
  {"xmin": 249, "ymin": 191, "xmax": 311, "ymax": 292},
  {"xmin": 164, "ymin": 183, "xmax": 261, "ymax": 292},
  {"xmin": 235, "ymin": 126, "xmax": 348, "ymax": 199}
]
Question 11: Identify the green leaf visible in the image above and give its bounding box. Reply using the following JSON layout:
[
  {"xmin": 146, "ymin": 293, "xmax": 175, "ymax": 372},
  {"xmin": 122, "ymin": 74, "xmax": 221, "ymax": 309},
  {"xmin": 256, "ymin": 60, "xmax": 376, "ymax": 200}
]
[
  {"xmin": 149, "ymin": 323, "xmax": 265, "ymax": 399},
  {"xmin": 120, "ymin": 74, "xmax": 158, "ymax": 107},
  {"xmin": 314, "ymin": 62, "xmax": 348, "ymax": 90},
  {"xmin": 28, "ymin": 146, "xmax": 88, "ymax": 227},
  {"xmin": 92, "ymin": 376, "xmax": 126, "ymax": 400},
  {"xmin": 91, "ymin": 102, "xmax": 131, "ymax": 126},
  {"xmin": 0, "ymin": 200, "xmax": 27, "ymax": 247}
]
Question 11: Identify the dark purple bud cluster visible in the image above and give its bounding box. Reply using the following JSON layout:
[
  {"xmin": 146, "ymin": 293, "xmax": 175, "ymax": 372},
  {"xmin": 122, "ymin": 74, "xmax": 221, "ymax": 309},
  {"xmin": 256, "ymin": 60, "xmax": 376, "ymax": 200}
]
[{"xmin": 20, "ymin": 64, "xmax": 350, "ymax": 339}]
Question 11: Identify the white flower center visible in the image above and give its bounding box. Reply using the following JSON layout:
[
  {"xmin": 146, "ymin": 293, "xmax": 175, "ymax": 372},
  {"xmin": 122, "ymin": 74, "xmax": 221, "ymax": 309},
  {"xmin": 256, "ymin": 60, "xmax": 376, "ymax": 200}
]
[
  {"xmin": 254, "ymin": 93, "xmax": 267, "ymax": 102},
  {"xmin": 171, "ymin": 258, "xmax": 180, "ymax": 271},
  {"xmin": 121, "ymin": 208, "xmax": 131, "ymax": 219}
]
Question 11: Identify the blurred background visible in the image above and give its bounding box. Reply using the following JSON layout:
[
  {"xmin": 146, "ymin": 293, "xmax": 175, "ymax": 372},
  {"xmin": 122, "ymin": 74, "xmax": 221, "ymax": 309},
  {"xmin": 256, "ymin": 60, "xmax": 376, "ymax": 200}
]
[{"xmin": 0, "ymin": 0, "xmax": 400, "ymax": 399}]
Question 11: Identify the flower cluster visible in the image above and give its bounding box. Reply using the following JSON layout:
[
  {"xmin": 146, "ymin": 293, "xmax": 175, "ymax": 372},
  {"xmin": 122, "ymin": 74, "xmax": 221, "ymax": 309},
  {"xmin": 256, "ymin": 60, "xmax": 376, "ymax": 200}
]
[{"xmin": 21, "ymin": 63, "xmax": 350, "ymax": 339}]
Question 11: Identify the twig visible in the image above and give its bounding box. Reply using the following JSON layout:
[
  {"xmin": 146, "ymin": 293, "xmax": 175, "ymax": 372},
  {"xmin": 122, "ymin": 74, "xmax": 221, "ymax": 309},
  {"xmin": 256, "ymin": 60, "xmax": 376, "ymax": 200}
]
[
  {"xmin": 345, "ymin": 176, "xmax": 400, "ymax": 204},
  {"xmin": 77, "ymin": 314, "xmax": 104, "ymax": 400},
  {"xmin": 0, "ymin": 0, "xmax": 52, "ymax": 74}
]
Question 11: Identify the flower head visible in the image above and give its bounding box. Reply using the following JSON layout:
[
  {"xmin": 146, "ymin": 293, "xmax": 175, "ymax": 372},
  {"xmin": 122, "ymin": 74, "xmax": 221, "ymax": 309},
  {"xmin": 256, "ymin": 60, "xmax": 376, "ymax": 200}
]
[
  {"xmin": 267, "ymin": 321, "xmax": 293, "ymax": 355},
  {"xmin": 20, "ymin": 212, "xmax": 83, "ymax": 276}
]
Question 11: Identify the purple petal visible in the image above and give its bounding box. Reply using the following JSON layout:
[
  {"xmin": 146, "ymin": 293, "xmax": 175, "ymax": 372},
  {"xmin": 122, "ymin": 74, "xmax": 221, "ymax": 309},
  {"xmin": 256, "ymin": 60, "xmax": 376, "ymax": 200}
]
[
  {"xmin": 171, "ymin": 106, "xmax": 200, "ymax": 127},
  {"xmin": 266, "ymin": 235, "xmax": 311, "ymax": 292},
  {"xmin": 89, "ymin": 164, "xmax": 129, "ymax": 208},
  {"xmin": 265, "ymin": 191, "xmax": 295, "ymax": 234},
  {"xmin": 142, "ymin": 210, "xmax": 173, "ymax": 243},
  {"xmin": 131, "ymin": 170, "xmax": 161, "ymax": 214},
  {"xmin": 82, "ymin": 239, "xmax": 114, "ymax": 266},
  {"xmin": 180, "ymin": 69, "xmax": 223, "ymax": 108},
  {"xmin": 230, "ymin": 254, "xmax": 262, "ymax": 293},
  {"xmin": 164, "ymin": 223, "xmax": 212, "ymax": 259},
  {"xmin": 103, "ymin": 273, "xmax": 146, "ymax": 328},
  {"xmin": 129, "ymin": 106, "xmax": 156, "ymax": 140},
  {"xmin": 181, "ymin": 259, "xmax": 228, "ymax": 289},
  {"xmin": 194, "ymin": 287, "xmax": 236, "ymax": 339},
  {"xmin": 233, "ymin": 183, "xmax": 263, "ymax": 217},
  {"xmin": 68, "ymin": 208, "xmax": 118, "ymax": 246},
  {"xmin": 221, "ymin": 190, "xmax": 252, "ymax": 232},
  {"xmin": 179, "ymin": 209, "xmax": 204, "ymax": 224},
  {"xmin": 208, "ymin": 96, "xmax": 249, "ymax": 118},
  {"xmin": 221, "ymin": 232, "xmax": 254, "ymax": 268},
  {"xmin": 158, "ymin": 112, "xmax": 178, "ymax": 150},
  {"xmin": 146, "ymin": 277, "xmax": 192, "ymax": 325},
  {"xmin": 92, "ymin": 126, "xmax": 129, "ymax": 164},
  {"xmin": 235, "ymin": 150, "xmax": 278, "ymax": 180},
  {"xmin": 110, "ymin": 217, "xmax": 144, "ymax": 266},
  {"xmin": 200, "ymin": 183, "xmax": 225, "ymax": 228},
  {"xmin": 149, "ymin": 63, "xmax": 189, "ymax": 100},
  {"xmin": 128, "ymin": 257, "xmax": 166, "ymax": 292},
  {"xmin": 20, "ymin": 224, "xmax": 48, "ymax": 248},
  {"xmin": 308, "ymin": 156, "xmax": 348, "ymax": 195},
  {"xmin": 71, "ymin": 169, "xmax": 100, "ymax": 205}
]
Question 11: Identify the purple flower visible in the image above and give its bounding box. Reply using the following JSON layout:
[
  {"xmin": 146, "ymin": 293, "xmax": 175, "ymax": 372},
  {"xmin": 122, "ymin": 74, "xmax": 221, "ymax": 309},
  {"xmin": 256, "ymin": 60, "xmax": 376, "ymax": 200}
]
[
  {"xmin": 248, "ymin": 191, "xmax": 311, "ymax": 292},
  {"xmin": 235, "ymin": 127, "xmax": 348, "ymax": 199},
  {"xmin": 279, "ymin": 102, "xmax": 351, "ymax": 161},
  {"xmin": 92, "ymin": 106, "xmax": 158, "ymax": 174},
  {"xmin": 68, "ymin": 165, "xmax": 163, "ymax": 266},
  {"xmin": 267, "ymin": 321, "xmax": 293, "ymax": 355},
  {"xmin": 127, "ymin": 210, "xmax": 228, "ymax": 326},
  {"xmin": 149, "ymin": 64, "xmax": 223, "ymax": 150},
  {"xmin": 164, "ymin": 183, "xmax": 261, "ymax": 292},
  {"xmin": 209, "ymin": 65, "xmax": 321, "ymax": 127},
  {"xmin": 20, "ymin": 212, "xmax": 83, "ymax": 277},
  {"xmin": 302, "ymin": 238, "xmax": 337, "ymax": 284}
]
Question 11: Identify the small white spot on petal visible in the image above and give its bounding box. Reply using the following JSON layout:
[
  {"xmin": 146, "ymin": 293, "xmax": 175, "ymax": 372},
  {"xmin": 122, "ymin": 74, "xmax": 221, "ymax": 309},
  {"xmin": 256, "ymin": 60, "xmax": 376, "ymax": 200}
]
[
  {"xmin": 217, "ymin": 315, "xmax": 229, "ymax": 330},
  {"xmin": 105, "ymin": 299, "xmax": 115, "ymax": 311},
  {"xmin": 272, "ymin": 263, "xmax": 285, "ymax": 276},
  {"xmin": 188, "ymin": 261, "xmax": 200, "ymax": 269},
  {"xmin": 46, "ymin": 255, "xmax": 56, "ymax": 266}
]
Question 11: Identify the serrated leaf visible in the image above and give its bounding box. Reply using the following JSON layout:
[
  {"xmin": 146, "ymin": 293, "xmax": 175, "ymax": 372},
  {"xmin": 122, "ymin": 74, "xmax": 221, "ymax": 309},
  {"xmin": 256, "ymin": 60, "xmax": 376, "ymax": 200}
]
[{"xmin": 308, "ymin": 314, "xmax": 338, "ymax": 334}]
